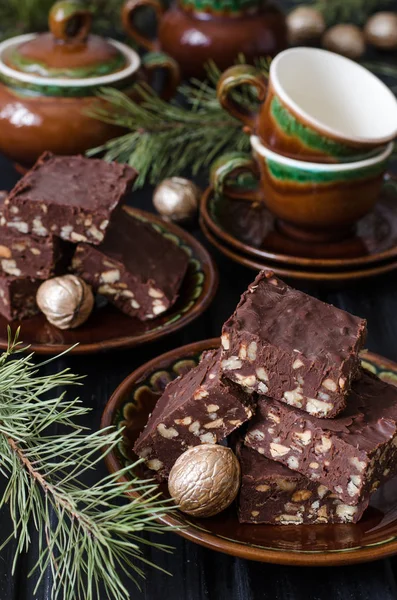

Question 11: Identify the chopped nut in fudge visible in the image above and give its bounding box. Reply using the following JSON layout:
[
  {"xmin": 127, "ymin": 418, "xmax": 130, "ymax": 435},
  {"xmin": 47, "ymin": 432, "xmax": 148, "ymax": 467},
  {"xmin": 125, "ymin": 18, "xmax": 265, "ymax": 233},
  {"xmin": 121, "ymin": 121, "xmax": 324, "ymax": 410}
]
[
  {"xmin": 221, "ymin": 270, "xmax": 366, "ymax": 418},
  {"xmin": 244, "ymin": 369, "xmax": 397, "ymax": 506},
  {"xmin": 235, "ymin": 441, "xmax": 368, "ymax": 525},
  {"xmin": 133, "ymin": 349, "xmax": 255, "ymax": 480},
  {"xmin": 0, "ymin": 189, "xmax": 73, "ymax": 279},
  {"xmin": 2, "ymin": 152, "xmax": 136, "ymax": 244},
  {"xmin": 72, "ymin": 211, "xmax": 189, "ymax": 321},
  {"xmin": 0, "ymin": 275, "xmax": 40, "ymax": 320}
]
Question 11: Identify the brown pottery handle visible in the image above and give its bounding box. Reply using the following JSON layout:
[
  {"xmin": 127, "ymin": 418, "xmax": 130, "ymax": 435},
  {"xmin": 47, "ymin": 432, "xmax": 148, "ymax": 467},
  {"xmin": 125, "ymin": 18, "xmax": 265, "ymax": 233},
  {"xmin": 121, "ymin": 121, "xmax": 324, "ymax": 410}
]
[
  {"xmin": 122, "ymin": 0, "xmax": 164, "ymax": 51},
  {"xmin": 142, "ymin": 52, "xmax": 180, "ymax": 100},
  {"xmin": 217, "ymin": 65, "xmax": 268, "ymax": 132},
  {"xmin": 210, "ymin": 152, "xmax": 263, "ymax": 202},
  {"xmin": 49, "ymin": 0, "xmax": 93, "ymax": 43}
]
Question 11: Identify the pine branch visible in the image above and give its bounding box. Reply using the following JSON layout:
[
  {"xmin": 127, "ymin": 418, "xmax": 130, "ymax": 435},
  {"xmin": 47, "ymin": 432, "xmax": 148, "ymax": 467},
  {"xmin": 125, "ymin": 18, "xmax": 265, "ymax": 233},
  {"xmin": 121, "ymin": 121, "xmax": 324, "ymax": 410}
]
[
  {"xmin": 87, "ymin": 58, "xmax": 271, "ymax": 187},
  {"xmin": 0, "ymin": 329, "xmax": 174, "ymax": 600}
]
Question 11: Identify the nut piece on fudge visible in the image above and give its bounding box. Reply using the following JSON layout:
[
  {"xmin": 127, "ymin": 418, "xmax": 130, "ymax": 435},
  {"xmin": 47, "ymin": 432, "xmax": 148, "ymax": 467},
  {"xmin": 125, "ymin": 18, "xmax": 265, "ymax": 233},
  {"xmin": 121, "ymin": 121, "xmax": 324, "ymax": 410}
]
[
  {"xmin": 0, "ymin": 275, "xmax": 40, "ymax": 320},
  {"xmin": 221, "ymin": 270, "xmax": 366, "ymax": 418},
  {"xmin": 134, "ymin": 349, "xmax": 255, "ymax": 479},
  {"xmin": 235, "ymin": 441, "xmax": 368, "ymax": 525},
  {"xmin": 244, "ymin": 369, "xmax": 397, "ymax": 506},
  {"xmin": 2, "ymin": 152, "xmax": 136, "ymax": 244},
  {"xmin": 72, "ymin": 211, "xmax": 189, "ymax": 320},
  {"xmin": 0, "ymin": 226, "xmax": 72, "ymax": 280}
]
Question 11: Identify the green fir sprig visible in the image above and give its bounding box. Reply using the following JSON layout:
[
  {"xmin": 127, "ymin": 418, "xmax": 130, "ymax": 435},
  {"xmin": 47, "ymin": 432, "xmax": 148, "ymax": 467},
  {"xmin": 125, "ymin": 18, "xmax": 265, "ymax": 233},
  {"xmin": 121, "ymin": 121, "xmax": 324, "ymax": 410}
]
[
  {"xmin": 87, "ymin": 59, "xmax": 270, "ymax": 187},
  {"xmin": 0, "ymin": 329, "xmax": 173, "ymax": 600}
]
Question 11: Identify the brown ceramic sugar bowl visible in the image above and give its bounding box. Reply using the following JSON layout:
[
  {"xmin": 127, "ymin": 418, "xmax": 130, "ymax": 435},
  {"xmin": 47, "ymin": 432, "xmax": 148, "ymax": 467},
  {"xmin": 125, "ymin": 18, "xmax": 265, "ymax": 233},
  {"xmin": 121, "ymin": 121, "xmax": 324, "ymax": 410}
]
[
  {"xmin": 0, "ymin": 0, "xmax": 180, "ymax": 166},
  {"xmin": 122, "ymin": 0, "xmax": 287, "ymax": 80},
  {"xmin": 217, "ymin": 48, "xmax": 397, "ymax": 163},
  {"xmin": 211, "ymin": 139, "xmax": 394, "ymax": 243}
]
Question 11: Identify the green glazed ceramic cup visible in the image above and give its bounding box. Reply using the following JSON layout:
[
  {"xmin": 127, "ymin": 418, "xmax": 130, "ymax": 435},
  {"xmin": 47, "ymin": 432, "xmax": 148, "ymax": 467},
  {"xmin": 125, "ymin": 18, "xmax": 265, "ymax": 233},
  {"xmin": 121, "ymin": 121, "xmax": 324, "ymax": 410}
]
[
  {"xmin": 210, "ymin": 136, "xmax": 394, "ymax": 243},
  {"xmin": 217, "ymin": 47, "xmax": 397, "ymax": 164}
]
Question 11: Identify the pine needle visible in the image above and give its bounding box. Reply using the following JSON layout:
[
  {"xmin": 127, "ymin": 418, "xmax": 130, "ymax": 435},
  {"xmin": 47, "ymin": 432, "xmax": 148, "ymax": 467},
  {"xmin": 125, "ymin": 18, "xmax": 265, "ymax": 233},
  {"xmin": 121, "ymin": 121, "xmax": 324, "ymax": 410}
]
[
  {"xmin": 0, "ymin": 329, "xmax": 174, "ymax": 600},
  {"xmin": 87, "ymin": 58, "xmax": 270, "ymax": 188}
]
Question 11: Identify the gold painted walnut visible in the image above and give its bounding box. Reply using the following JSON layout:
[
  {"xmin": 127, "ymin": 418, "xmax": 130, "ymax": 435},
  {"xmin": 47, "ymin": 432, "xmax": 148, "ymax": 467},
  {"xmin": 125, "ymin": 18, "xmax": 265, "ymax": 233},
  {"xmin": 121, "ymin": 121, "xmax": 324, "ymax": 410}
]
[
  {"xmin": 168, "ymin": 444, "xmax": 241, "ymax": 518},
  {"xmin": 36, "ymin": 275, "xmax": 94, "ymax": 330}
]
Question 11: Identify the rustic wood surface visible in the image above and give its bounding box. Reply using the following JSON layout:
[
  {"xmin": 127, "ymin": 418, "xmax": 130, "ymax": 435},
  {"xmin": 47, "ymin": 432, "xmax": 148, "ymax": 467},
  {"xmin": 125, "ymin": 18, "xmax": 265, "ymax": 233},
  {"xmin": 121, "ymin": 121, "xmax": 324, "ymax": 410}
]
[{"xmin": 1, "ymin": 152, "xmax": 397, "ymax": 600}]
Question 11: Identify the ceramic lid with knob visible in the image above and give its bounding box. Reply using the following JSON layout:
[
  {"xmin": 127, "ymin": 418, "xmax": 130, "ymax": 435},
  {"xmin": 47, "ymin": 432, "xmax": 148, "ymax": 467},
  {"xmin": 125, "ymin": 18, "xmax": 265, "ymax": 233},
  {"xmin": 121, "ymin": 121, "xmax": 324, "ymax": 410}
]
[{"xmin": 0, "ymin": 0, "xmax": 140, "ymax": 87}]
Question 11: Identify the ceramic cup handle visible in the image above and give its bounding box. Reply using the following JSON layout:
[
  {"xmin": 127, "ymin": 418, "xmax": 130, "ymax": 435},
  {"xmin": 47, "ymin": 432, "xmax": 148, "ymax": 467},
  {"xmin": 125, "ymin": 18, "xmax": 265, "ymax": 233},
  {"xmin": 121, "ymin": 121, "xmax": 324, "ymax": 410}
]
[
  {"xmin": 122, "ymin": 0, "xmax": 164, "ymax": 51},
  {"xmin": 49, "ymin": 0, "xmax": 93, "ymax": 43},
  {"xmin": 210, "ymin": 152, "xmax": 263, "ymax": 202},
  {"xmin": 142, "ymin": 52, "xmax": 180, "ymax": 100},
  {"xmin": 217, "ymin": 65, "xmax": 268, "ymax": 132}
]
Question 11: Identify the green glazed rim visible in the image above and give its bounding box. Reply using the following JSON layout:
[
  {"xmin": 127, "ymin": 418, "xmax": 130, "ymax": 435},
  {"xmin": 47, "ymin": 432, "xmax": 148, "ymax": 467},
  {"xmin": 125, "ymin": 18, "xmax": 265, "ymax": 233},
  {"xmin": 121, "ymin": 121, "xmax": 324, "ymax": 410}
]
[
  {"xmin": 266, "ymin": 158, "xmax": 387, "ymax": 185},
  {"xmin": 179, "ymin": 0, "xmax": 263, "ymax": 14},
  {"xmin": 270, "ymin": 96, "xmax": 383, "ymax": 162},
  {"xmin": 0, "ymin": 34, "xmax": 141, "ymax": 97},
  {"xmin": 6, "ymin": 48, "xmax": 127, "ymax": 80}
]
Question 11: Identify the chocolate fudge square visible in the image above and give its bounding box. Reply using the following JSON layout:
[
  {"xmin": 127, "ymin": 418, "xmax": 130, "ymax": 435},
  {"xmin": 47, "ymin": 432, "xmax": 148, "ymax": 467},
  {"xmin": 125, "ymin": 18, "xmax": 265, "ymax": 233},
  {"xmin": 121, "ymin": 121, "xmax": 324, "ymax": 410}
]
[
  {"xmin": 0, "ymin": 275, "xmax": 40, "ymax": 320},
  {"xmin": 245, "ymin": 369, "xmax": 397, "ymax": 506},
  {"xmin": 3, "ymin": 152, "xmax": 136, "ymax": 244},
  {"xmin": 236, "ymin": 441, "xmax": 368, "ymax": 525},
  {"xmin": 72, "ymin": 211, "xmax": 189, "ymax": 321},
  {"xmin": 134, "ymin": 349, "xmax": 255, "ymax": 479},
  {"xmin": 221, "ymin": 270, "xmax": 366, "ymax": 418}
]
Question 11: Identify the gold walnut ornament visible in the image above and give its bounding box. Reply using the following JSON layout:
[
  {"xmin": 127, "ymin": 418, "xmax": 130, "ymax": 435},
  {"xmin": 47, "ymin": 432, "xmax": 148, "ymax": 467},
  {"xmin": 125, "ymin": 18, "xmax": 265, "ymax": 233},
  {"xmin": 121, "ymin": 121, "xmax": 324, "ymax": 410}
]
[
  {"xmin": 36, "ymin": 274, "xmax": 94, "ymax": 329},
  {"xmin": 153, "ymin": 177, "xmax": 201, "ymax": 223},
  {"xmin": 168, "ymin": 444, "xmax": 241, "ymax": 518},
  {"xmin": 365, "ymin": 12, "xmax": 397, "ymax": 51}
]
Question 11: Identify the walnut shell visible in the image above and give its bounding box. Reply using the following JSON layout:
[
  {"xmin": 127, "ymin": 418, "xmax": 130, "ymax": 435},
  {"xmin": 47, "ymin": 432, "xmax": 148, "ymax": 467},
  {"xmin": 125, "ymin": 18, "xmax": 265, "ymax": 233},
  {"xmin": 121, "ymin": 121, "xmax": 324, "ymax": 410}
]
[
  {"xmin": 287, "ymin": 6, "xmax": 326, "ymax": 45},
  {"xmin": 36, "ymin": 274, "xmax": 94, "ymax": 329},
  {"xmin": 153, "ymin": 177, "xmax": 201, "ymax": 223},
  {"xmin": 168, "ymin": 444, "xmax": 241, "ymax": 518},
  {"xmin": 322, "ymin": 24, "xmax": 366, "ymax": 60},
  {"xmin": 365, "ymin": 12, "xmax": 397, "ymax": 50}
]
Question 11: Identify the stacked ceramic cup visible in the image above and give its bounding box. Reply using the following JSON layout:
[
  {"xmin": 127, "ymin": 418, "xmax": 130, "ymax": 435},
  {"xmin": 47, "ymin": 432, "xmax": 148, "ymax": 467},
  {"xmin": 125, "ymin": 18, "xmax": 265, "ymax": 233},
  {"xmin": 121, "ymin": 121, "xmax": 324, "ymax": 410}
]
[{"xmin": 212, "ymin": 47, "xmax": 397, "ymax": 248}]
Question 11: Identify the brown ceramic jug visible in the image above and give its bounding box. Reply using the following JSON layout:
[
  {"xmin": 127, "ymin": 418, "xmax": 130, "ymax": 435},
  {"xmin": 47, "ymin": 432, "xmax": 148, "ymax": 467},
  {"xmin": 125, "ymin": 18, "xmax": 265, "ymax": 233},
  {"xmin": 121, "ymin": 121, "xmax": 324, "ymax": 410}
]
[
  {"xmin": 122, "ymin": 0, "xmax": 287, "ymax": 79},
  {"xmin": 0, "ymin": 0, "xmax": 180, "ymax": 166}
]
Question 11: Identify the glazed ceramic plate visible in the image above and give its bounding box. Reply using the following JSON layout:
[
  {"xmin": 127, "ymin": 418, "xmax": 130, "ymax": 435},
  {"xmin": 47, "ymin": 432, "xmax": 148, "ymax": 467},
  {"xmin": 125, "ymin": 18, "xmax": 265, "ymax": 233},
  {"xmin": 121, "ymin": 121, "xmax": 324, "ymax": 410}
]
[
  {"xmin": 200, "ymin": 178, "xmax": 397, "ymax": 269},
  {"xmin": 0, "ymin": 207, "xmax": 218, "ymax": 354},
  {"xmin": 200, "ymin": 217, "xmax": 397, "ymax": 284},
  {"xmin": 102, "ymin": 338, "xmax": 397, "ymax": 566}
]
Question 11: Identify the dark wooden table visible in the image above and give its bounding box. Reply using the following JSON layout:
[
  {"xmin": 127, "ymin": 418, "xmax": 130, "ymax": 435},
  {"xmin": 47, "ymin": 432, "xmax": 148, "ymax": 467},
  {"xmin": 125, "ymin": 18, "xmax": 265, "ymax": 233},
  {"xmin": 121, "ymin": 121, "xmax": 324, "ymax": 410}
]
[{"xmin": 1, "ymin": 155, "xmax": 397, "ymax": 600}]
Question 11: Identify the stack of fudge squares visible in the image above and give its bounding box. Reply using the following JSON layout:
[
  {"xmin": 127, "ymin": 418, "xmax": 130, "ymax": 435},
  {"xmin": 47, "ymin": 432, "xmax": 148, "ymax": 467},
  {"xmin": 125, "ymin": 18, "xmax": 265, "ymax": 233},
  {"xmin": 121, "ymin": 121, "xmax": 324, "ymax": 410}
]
[
  {"xmin": 135, "ymin": 270, "xmax": 397, "ymax": 525},
  {"xmin": 0, "ymin": 152, "xmax": 189, "ymax": 322}
]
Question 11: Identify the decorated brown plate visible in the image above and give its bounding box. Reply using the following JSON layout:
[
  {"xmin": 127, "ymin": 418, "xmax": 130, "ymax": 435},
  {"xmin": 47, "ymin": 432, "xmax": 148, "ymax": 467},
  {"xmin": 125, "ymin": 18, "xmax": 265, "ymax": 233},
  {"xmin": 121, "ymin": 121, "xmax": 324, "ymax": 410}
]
[
  {"xmin": 0, "ymin": 208, "xmax": 218, "ymax": 354},
  {"xmin": 102, "ymin": 338, "xmax": 397, "ymax": 567},
  {"xmin": 200, "ymin": 217, "xmax": 397, "ymax": 284},
  {"xmin": 200, "ymin": 178, "xmax": 397, "ymax": 269}
]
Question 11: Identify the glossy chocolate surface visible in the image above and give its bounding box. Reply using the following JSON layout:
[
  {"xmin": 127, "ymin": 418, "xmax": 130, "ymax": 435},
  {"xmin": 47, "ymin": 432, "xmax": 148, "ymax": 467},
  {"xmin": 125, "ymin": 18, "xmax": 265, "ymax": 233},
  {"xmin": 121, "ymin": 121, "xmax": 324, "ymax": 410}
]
[
  {"xmin": 221, "ymin": 270, "xmax": 366, "ymax": 417},
  {"xmin": 3, "ymin": 152, "xmax": 136, "ymax": 244},
  {"xmin": 236, "ymin": 441, "xmax": 369, "ymax": 525},
  {"xmin": 134, "ymin": 348, "xmax": 254, "ymax": 479},
  {"xmin": 72, "ymin": 210, "xmax": 189, "ymax": 320},
  {"xmin": 245, "ymin": 369, "xmax": 397, "ymax": 506}
]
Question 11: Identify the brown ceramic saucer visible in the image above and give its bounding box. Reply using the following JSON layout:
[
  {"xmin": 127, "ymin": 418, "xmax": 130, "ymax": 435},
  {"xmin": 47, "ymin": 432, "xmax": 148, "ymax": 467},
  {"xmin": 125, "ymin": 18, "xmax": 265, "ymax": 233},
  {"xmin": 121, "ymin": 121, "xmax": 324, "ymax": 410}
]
[
  {"xmin": 200, "ymin": 178, "xmax": 397, "ymax": 269},
  {"xmin": 101, "ymin": 338, "xmax": 397, "ymax": 566},
  {"xmin": 0, "ymin": 207, "xmax": 218, "ymax": 354},
  {"xmin": 200, "ymin": 217, "xmax": 397, "ymax": 284}
]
